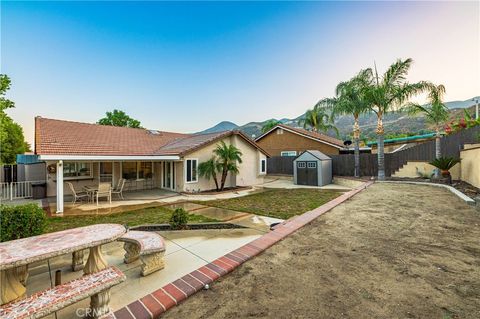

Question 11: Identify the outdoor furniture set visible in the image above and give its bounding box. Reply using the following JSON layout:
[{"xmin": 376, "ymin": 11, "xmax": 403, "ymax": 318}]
[
  {"xmin": 0, "ymin": 224, "xmax": 166, "ymax": 319},
  {"xmin": 67, "ymin": 178, "xmax": 126, "ymax": 206}
]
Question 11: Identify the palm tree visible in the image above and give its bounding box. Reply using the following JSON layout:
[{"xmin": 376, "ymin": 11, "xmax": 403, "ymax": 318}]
[
  {"xmin": 299, "ymin": 104, "xmax": 339, "ymax": 136},
  {"xmin": 331, "ymin": 70, "xmax": 371, "ymax": 177},
  {"xmin": 406, "ymin": 84, "xmax": 448, "ymax": 177},
  {"xmin": 213, "ymin": 141, "xmax": 243, "ymax": 190},
  {"xmin": 361, "ymin": 58, "xmax": 430, "ymax": 180},
  {"xmin": 198, "ymin": 157, "xmax": 220, "ymax": 191},
  {"xmin": 261, "ymin": 119, "xmax": 281, "ymax": 134}
]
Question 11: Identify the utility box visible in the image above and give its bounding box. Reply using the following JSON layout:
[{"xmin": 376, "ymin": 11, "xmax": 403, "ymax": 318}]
[
  {"xmin": 31, "ymin": 182, "xmax": 47, "ymax": 199},
  {"xmin": 293, "ymin": 150, "xmax": 332, "ymax": 186}
]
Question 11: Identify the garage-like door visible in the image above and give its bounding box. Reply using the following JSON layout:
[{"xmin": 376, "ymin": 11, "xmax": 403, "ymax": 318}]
[{"xmin": 297, "ymin": 161, "xmax": 318, "ymax": 186}]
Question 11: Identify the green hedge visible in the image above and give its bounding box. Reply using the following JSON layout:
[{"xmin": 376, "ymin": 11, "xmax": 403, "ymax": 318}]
[{"xmin": 0, "ymin": 203, "xmax": 47, "ymax": 242}]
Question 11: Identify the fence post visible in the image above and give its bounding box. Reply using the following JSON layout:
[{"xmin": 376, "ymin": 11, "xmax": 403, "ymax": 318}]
[{"xmin": 10, "ymin": 182, "xmax": 13, "ymax": 200}]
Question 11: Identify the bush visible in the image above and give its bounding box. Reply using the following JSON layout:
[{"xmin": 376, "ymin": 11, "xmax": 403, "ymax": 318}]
[
  {"xmin": 169, "ymin": 208, "xmax": 189, "ymax": 230},
  {"xmin": 0, "ymin": 203, "xmax": 47, "ymax": 242}
]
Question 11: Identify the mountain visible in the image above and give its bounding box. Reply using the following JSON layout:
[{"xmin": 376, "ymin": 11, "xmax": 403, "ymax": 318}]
[
  {"xmin": 198, "ymin": 96, "xmax": 479, "ymax": 141},
  {"xmin": 198, "ymin": 121, "xmax": 238, "ymax": 134},
  {"xmin": 444, "ymin": 96, "xmax": 479, "ymax": 109}
]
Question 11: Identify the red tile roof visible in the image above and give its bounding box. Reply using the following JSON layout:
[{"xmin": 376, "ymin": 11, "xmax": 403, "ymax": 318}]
[
  {"xmin": 35, "ymin": 117, "xmax": 269, "ymax": 157},
  {"xmin": 255, "ymin": 124, "xmax": 345, "ymax": 148}
]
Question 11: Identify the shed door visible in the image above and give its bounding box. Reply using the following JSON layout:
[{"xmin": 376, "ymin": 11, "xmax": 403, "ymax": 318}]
[{"xmin": 297, "ymin": 161, "xmax": 318, "ymax": 186}]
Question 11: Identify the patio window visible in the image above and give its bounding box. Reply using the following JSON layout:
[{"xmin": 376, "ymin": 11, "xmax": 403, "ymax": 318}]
[
  {"xmin": 122, "ymin": 161, "xmax": 153, "ymax": 180},
  {"xmin": 260, "ymin": 159, "xmax": 266, "ymax": 174},
  {"xmin": 63, "ymin": 162, "xmax": 92, "ymax": 179},
  {"xmin": 185, "ymin": 159, "xmax": 197, "ymax": 183},
  {"xmin": 139, "ymin": 162, "xmax": 153, "ymax": 179}
]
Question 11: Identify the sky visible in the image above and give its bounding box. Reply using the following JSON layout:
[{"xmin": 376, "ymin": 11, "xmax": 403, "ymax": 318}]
[{"xmin": 1, "ymin": 1, "xmax": 479, "ymax": 145}]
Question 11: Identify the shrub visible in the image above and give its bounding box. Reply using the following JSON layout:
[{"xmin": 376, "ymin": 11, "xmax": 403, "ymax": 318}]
[
  {"xmin": 429, "ymin": 157, "xmax": 460, "ymax": 173},
  {"xmin": 0, "ymin": 203, "xmax": 47, "ymax": 242},
  {"xmin": 169, "ymin": 208, "xmax": 189, "ymax": 229}
]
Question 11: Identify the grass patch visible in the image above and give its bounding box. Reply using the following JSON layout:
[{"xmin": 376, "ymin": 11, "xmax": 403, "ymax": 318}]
[
  {"xmin": 198, "ymin": 189, "xmax": 343, "ymax": 220},
  {"xmin": 46, "ymin": 205, "xmax": 218, "ymax": 233}
]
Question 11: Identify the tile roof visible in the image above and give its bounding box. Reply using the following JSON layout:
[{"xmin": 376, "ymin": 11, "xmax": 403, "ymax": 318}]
[
  {"xmin": 35, "ymin": 117, "xmax": 269, "ymax": 157},
  {"xmin": 255, "ymin": 124, "xmax": 345, "ymax": 148}
]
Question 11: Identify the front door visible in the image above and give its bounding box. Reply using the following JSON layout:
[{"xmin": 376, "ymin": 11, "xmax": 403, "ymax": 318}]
[{"xmin": 100, "ymin": 162, "xmax": 113, "ymax": 185}]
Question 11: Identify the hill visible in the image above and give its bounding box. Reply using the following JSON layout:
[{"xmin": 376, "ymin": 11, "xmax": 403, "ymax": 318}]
[{"xmin": 198, "ymin": 97, "xmax": 479, "ymax": 141}]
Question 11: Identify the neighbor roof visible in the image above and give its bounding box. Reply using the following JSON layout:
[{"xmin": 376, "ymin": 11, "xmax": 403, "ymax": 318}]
[
  {"xmin": 35, "ymin": 117, "xmax": 269, "ymax": 157},
  {"xmin": 255, "ymin": 124, "xmax": 345, "ymax": 149}
]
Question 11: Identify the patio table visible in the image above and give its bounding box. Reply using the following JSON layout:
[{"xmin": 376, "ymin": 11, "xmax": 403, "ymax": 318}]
[
  {"xmin": 83, "ymin": 185, "xmax": 98, "ymax": 202},
  {"xmin": 0, "ymin": 224, "xmax": 126, "ymax": 305}
]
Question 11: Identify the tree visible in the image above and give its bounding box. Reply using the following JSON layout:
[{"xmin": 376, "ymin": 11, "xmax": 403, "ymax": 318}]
[
  {"xmin": 406, "ymin": 84, "xmax": 448, "ymax": 178},
  {"xmin": 361, "ymin": 58, "xmax": 430, "ymax": 180},
  {"xmin": 330, "ymin": 70, "xmax": 371, "ymax": 177},
  {"xmin": 198, "ymin": 157, "xmax": 220, "ymax": 191},
  {"xmin": 261, "ymin": 119, "xmax": 281, "ymax": 134},
  {"xmin": 0, "ymin": 74, "xmax": 15, "ymax": 111},
  {"xmin": 97, "ymin": 109, "xmax": 142, "ymax": 128},
  {"xmin": 299, "ymin": 104, "xmax": 338, "ymax": 136},
  {"xmin": 0, "ymin": 74, "xmax": 29, "ymax": 164},
  {"xmin": 213, "ymin": 141, "xmax": 243, "ymax": 190}
]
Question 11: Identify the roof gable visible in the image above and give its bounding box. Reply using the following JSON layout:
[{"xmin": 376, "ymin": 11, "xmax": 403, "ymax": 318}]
[{"xmin": 255, "ymin": 124, "xmax": 344, "ymax": 149}]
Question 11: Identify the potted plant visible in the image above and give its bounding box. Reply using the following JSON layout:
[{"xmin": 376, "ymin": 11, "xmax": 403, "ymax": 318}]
[{"xmin": 429, "ymin": 157, "xmax": 460, "ymax": 184}]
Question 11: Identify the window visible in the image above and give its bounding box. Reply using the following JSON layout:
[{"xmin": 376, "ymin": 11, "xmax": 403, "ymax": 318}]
[
  {"xmin": 185, "ymin": 159, "xmax": 198, "ymax": 183},
  {"xmin": 122, "ymin": 162, "xmax": 137, "ymax": 180},
  {"xmin": 281, "ymin": 151, "xmax": 297, "ymax": 157},
  {"xmin": 276, "ymin": 128, "xmax": 284, "ymax": 135},
  {"xmin": 307, "ymin": 162, "xmax": 317, "ymax": 169},
  {"xmin": 139, "ymin": 162, "xmax": 153, "ymax": 179},
  {"xmin": 260, "ymin": 159, "xmax": 266, "ymax": 174},
  {"xmin": 297, "ymin": 162, "xmax": 306, "ymax": 168},
  {"xmin": 123, "ymin": 161, "xmax": 153, "ymax": 180},
  {"xmin": 63, "ymin": 162, "xmax": 92, "ymax": 179}
]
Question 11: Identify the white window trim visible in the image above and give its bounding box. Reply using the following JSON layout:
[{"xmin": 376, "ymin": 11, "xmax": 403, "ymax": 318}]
[
  {"xmin": 298, "ymin": 162, "xmax": 306, "ymax": 168},
  {"xmin": 307, "ymin": 162, "xmax": 317, "ymax": 168},
  {"xmin": 185, "ymin": 158, "xmax": 198, "ymax": 184},
  {"xmin": 259, "ymin": 158, "xmax": 267, "ymax": 175},
  {"xmin": 62, "ymin": 162, "xmax": 93, "ymax": 180},
  {"xmin": 280, "ymin": 151, "xmax": 297, "ymax": 157}
]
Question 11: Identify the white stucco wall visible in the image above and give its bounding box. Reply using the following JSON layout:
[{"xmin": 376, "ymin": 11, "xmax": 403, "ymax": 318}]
[{"xmin": 178, "ymin": 135, "xmax": 266, "ymax": 193}]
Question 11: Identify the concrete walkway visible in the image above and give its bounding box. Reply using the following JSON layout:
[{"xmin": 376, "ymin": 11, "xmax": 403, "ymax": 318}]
[{"xmin": 27, "ymin": 227, "xmax": 266, "ymax": 319}]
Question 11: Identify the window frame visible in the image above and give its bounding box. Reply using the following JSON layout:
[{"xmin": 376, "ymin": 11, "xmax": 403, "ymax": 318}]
[
  {"xmin": 63, "ymin": 162, "xmax": 93, "ymax": 180},
  {"xmin": 297, "ymin": 162, "xmax": 306, "ymax": 169},
  {"xmin": 307, "ymin": 162, "xmax": 317, "ymax": 169},
  {"xmin": 280, "ymin": 151, "xmax": 297, "ymax": 157},
  {"xmin": 185, "ymin": 158, "xmax": 198, "ymax": 183},
  {"xmin": 259, "ymin": 158, "xmax": 267, "ymax": 175}
]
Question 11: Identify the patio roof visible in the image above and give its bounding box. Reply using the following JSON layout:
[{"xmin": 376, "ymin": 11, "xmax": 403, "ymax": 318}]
[{"xmin": 35, "ymin": 117, "xmax": 269, "ymax": 159}]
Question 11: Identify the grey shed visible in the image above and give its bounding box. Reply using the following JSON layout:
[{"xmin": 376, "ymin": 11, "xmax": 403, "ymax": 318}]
[{"xmin": 293, "ymin": 150, "xmax": 332, "ymax": 186}]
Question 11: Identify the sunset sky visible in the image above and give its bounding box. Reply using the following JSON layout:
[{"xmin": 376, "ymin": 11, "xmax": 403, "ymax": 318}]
[{"xmin": 1, "ymin": 1, "xmax": 479, "ymax": 145}]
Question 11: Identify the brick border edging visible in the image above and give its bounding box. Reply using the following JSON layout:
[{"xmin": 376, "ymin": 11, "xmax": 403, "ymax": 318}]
[{"xmin": 108, "ymin": 181, "xmax": 374, "ymax": 319}]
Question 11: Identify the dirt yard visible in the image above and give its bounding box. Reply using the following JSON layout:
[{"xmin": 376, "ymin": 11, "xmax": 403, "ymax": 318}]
[{"xmin": 163, "ymin": 183, "xmax": 480, "ymax": 319}]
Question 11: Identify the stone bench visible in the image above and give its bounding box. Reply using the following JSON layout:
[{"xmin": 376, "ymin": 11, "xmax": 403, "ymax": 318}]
[
  {"xmin": 118, "ymin": 230, "xmax": 166, "ymax": 276},
  {"xmin": 0, "ymin": 266, "xmax": 125, "ymax": 319}
]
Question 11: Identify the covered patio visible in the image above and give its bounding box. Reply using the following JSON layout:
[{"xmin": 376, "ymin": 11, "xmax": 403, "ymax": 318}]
[{"xmin": 40, "ymin": 158, "xmax": 183, "ymax": 214}]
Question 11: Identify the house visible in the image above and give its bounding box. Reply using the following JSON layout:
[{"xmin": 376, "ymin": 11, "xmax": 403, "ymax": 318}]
[
  {"xmin": 254, "ymin": 124, "xmax": 345, "ymax": 157},
  {"xmin": 35, "ymin": 117, "xmax": 269, "ymax": 213}
]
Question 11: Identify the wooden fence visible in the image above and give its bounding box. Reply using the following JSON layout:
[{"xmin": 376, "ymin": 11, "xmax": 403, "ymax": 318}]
[{"xmin": 267, "ymin": 126, "xmax": 480, "ymax": 177}]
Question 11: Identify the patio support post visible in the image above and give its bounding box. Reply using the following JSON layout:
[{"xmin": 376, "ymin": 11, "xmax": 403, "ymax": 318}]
[{"xmin": 56, "ymin": 160, "xmax": 64, "ymax": 214}]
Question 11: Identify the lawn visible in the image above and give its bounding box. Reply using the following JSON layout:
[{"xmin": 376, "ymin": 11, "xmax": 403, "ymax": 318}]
[
  {"xmin": 46, "ymin": 205, "xmax": 218, "ymax": 233},
  {"xmin": 198, "ymin": 188, "xmax": 343, "ymax": 220}
]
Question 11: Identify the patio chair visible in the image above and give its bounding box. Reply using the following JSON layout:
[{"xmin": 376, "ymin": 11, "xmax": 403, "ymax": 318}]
[
  {"xmin": 96, "ymin": 182, "xmax": 112, "ymax": 206},
  {"xmin": 66, "ymin": 182, "xmax": 89, "ymax": 204},
  {"xmin": 112, "ymin": 178, "xmax": 126, "ymax": 200}
]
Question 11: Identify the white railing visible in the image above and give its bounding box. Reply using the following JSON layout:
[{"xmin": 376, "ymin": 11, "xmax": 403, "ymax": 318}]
[{"xmin": 0, "ymin": 181, "xmax": 45, "ymax": 201}]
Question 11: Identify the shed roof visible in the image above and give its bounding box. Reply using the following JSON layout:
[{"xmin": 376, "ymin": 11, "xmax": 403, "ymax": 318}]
[{"xmin": 295, "ymin": 150, "xmax": 331, "ymax": 161}]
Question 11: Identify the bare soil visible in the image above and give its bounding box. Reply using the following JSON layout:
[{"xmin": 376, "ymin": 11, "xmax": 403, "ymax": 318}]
[{"xmin": 163, "ymin": 183, "xmax": 480, "ymax": 319}]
